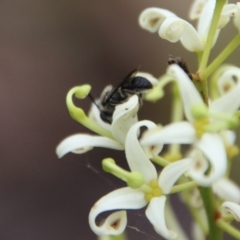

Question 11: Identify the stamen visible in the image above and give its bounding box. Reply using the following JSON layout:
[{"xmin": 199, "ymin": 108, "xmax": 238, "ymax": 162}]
[
  {"xmin": 193, "ymin": 117, "xmax": 209, "ymax": 138},
  {"xmin": 226, "ymin": 145, "xmax": 239, "ymax": 159},
  {"xmin": 144, "ymin": 180, "xmax": 162, "ymax": 202}
]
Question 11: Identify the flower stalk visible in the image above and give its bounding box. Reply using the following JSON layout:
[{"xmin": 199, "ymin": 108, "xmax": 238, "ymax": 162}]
[
  {"xmin": 199, "ymin": 187, "xmax": 222, "ymax": 240},
  {"xmin": 202, "ymin": 34, "xmax": 240, "ymax": 79},
  {"xmin": 66, "ymin": 85, "xmax": 113, "ymax": 139},
  {"xmin": 198, "ymin": 0, "xmax": 227, "ymax": 72},
  {"xmin": 216, "ymin": 219, "xmax": 240, "ymax": 239}
]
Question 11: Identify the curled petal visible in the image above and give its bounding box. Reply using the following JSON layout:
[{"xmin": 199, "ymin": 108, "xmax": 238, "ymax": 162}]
[
  {"xmin": 216, "ymin": 67, "xmax": 240, "ymax": 96},
  {"xmin": 197, "ymin": 0, "xmax": 215, "ymax": 45},
  {"xmin": 213, "ymin": 178, "xmax": 240, "ymax": 203},
  {"xmin": 141, "ymin": 121, "xmax": 195, "ymax": 146},
  {"xmin": 167, "ymin": 64, "xmax": 204, "ymax": 122},
  {"xmin": 125, "ymin": 120, "xmax": 158, "ymax": 183},
  {"xmin": 146, "ymin": 196, "xmax": 177, "ymax": 239},
  {"xmin": 211, "ymin": 82, "xmax": 240, "ymax": 115},
  {"xmin": 56, "ymin": 134, "xmax": 123, "ymax": 158},
  {"xmin": 111, "ymin": 95, "xmax": 139, "ymax": 144},
  {"xmin": 189, "ymin": 0, "xmax": 208, "ymax": 20},
  {"xmin": 139, "ymin": 7, "xmax": 176, "ymax": 33},
  {"xmin": 188, "ymin": 188, "xmax": 203, "ymax": 208},
  {"xmin": 136, "ymin": 72, "xmax": 158, "ymax": 87},
  {"xmin": 89, "ymin": 187, "xmax": 146, "ymax": 235},
  {"xmin": 159, "ymin": 158, "xmax": 193, "ymax": 194},
  {"xmin": 159, "ymin": 16, "xmax": 203, "ymax": 52},
  {"xmin": 234, "ymin": 3, "xmax": 240, "ymax": 32},
  {"xmin": 191, "ymin": 221, "xmax": 205, "ymax": 240},
  {"xmin": 187, "ymin": 150, "xmax": 209, "ymax": 175},
  {"xmin": 221, "ymin": 201, "xmax": 240, "ymax": 221},
  {"xmin": 219, "ymin": 4, "xmax": 237, "ymax": 29},
  {"xmin": 88, "ymin": 102, "xmax": 111, "ymax": 131},
  {"xmin": 189, "ymin": 134, "xmax": 227, "ymax": 186}
]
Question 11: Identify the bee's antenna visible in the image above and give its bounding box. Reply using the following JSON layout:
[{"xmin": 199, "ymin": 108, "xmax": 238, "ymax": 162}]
[{"xmin": 88, "ymin": 93, "xmax": 100, "ymax": 109}]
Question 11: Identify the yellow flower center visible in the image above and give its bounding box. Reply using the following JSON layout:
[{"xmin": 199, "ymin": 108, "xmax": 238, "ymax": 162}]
[
  {"xmin": 193, "ymin": 117, "xmax": 209, "ymax": 138},
  {"xmin": 144, "ymin": 180, "xmax": 162, "ymax": 202},
  {"xmin": 226, "ymin": 145, "xmax": 239, "ymax": 159}
]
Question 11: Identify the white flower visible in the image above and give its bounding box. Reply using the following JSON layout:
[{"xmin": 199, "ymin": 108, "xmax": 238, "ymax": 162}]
[
  {"xmin": 89, "ymin": 120, "xmax": 192, "ymax": 239},
  {"xmin": 56, "ymin": 71, "xmax": 158, "ymax": 158},
  {"xmin": 56, "ymin": 95, "xmax": 139, "ymax": 158},
  {"xmin": 213, "ymin": 178, "xmax": 240, "ymax": 203},
  {"xmin": 216, "ymin": 66, "xmax": 240, "ymax": 96},
  {"xmin": 234, "ymin": 3, "xmax": 240, "ymax": 32},
  {"xmin": 141, "ymin": 64, "xmax": 240, "ymax": 186},
  {"xmin": 139, "ymin": 1, "xmax": 236, "ymax": 52},
  {"xmin": 189, "ymin": 0, "xmax": 208, "ymax": 20},
  {"xmin": 221, "ymin": 201, "xmax": 240, "ymax": 221}
]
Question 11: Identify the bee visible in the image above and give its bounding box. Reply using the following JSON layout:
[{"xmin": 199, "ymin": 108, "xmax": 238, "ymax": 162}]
[
  {"xmin": 168, "ymin": 55, "xmax": 192, "ymax": 80},
  {"xmin": 96, "ymin": 69, "xmax": 153, "ymax": 124}
]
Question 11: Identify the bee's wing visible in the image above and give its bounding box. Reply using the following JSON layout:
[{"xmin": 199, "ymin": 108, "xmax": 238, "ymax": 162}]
[{"xmin": 104, "ymin": 69, "xmax": 138, "ymax": 104}]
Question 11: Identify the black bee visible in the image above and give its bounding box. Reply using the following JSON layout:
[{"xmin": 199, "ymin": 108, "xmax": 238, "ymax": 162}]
[
  {"xmin": 168, "ymin": 55, "xmax": 192, "ymax": 80},
  {"xmin": 98, "ymin": 69, "xmax": 153, "ymax": 124}
]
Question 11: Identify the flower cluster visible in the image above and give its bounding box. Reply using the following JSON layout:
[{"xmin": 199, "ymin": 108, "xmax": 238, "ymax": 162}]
[{"xmin": 56, "ymin": 0, "xmax": 240, "ymax": 239}]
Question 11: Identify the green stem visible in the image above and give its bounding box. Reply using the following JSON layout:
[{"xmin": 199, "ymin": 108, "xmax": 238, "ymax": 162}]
[
  {"xmin": 171, "ymin": 181, "xmax": 198, "ymax": 194},
  {"xmin": 144, "ymin": 75, "xmax": 173, "ymax": 102},
  {"xmin": 151, "ymin": 156, "xmax": 169, "ymax": 167},
  {"xmin": 178, "ymin": 177, "xmax": 208, "ymax": 234},
  {"xmin": 168, "ymin": 83, "xmax": 183, "ymax": 155},
  {"xmin": 202, "ymin": 34, "xmax": 240, "ymax": 79},
  {"xmin": 98, "ymin": 233, "xmax": 128, "ymax": 240},
  {"xmin": 217, "ymin": 219, "xmax": 240, "ymax": 239},
  {"xmin": 102, "ymin": 158, "xmax": 144, "ymax": 188},
  {"xmin": 199, "ymin": 187, "xmax": 222, "ymax": 240},
  {"xmin": 199, "ymin": 0, "xmax": 226, "ymax": 72}
]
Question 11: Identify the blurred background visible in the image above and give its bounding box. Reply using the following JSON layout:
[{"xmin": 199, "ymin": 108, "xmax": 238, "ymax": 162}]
[{"xmin": 0, "ymin": 0, "xmax": 239, "ymax": 239}]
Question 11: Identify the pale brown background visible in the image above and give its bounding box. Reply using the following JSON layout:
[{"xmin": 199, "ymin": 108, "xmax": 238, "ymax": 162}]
[{"xmin": 0, "ymin": 0, "xmax": 239, "ymax": 239}]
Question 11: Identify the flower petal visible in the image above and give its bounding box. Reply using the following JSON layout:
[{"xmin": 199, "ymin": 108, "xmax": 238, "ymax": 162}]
[
  {"xmin": 139, "ymin": 7, "xmax": 176, "ymax": 33},
  {"xmin": 220, "ymin": 130, "xmax": 236, "ymax": 147},
  {"xmin": 125, "ymin": 120, "xmax": 158, "ymax": 183},
  {"xmin": 186, "ymin": 188, "xmax": 203, "ymax": 208},
  {"xmin": 111, "ymin": 95, "xmax": 139, "ymax": 144},
  {"xmin": 89, "ymin": 187, "xmax": 146, "ymax": 235},
  {"xmin": 218, "ymin": 4, "xmax": 237, "ymax": 29},
  {"xmin": 213, "ymin": 178, "xmax": 240, "ymax": 203},
  {"xmin": 136, "ymin": 72, "xmax": 158, "ymax": 87},
  {"xmin": 191, "ymin": 221, "xmax": 206, "ymax": 240},
  {"xmin": 211, "ymin": 69, "xmax": 240, "ymax": 114},
  {"xmin": 159, "ymin": 16, "xmax": 203, "ymax": 52},
  {"xmin": 189, "ymin": 0, "xmax": 208, "ymax": 20},
  {"xmin": 221, "ymin": 201, "xmax": 240, "ymax": 221},
  {"xmin": 216, "ymin": 67, "xmax": 240, "ymax": 96},
  {"xmin": 188, "ymin": 133, "xmax": 227, "ymax": 186},
  {"xmin": 167, "ymin": 64, "xmax": 205, "ymax": 122},
  {"xmin": 197, "ymin": 0, "xmax": 215, "ymax": 45},
  {"xmin": 146, "ymin": 196, "xmax": 177, "ymax": 239},
  {"xmin": 88, "ymin": 101, "xmax": 112, "ymax": 131},
  {"xmin": 141, "ymin": 122, "xmax": 195, "ymax": 146},
  {"xmin": 56, "ymin": 134, "xmax": 124, "ymax": 158},
  {"xmin": 234, "ymin": 3, "xmax": 240, "ymax": 32},
  {"xmin": 159, "ymin": 158, "xmax": 193, "ymax": 194},
  {"xmin": 211, "ymin": 84, "xmax": 240, "ymax": 114}
]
